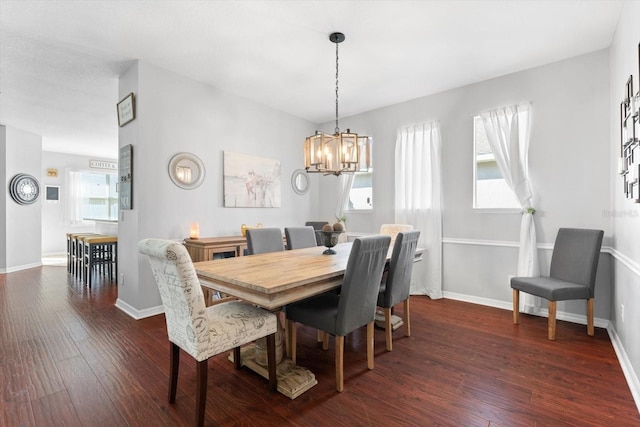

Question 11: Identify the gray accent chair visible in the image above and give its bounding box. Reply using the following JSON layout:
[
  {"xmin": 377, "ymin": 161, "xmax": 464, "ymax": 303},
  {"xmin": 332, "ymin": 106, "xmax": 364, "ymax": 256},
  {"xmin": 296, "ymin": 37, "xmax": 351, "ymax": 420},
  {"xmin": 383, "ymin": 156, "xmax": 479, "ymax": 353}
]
[
  {"xmin": 246, "ymin": 227, "xmax": 284, "ymax": 255},
  {"xmin": 377, "ymin": 230, "xmax": 420, "ymax": 351},
  {"xmin": 306, "ymin": 221, "xmax": 329, "ymax": 245},
  {"xmin": 511, "ymin": 228, "xmax": 604, "ymax": 340},
  {"xmin": 285, "ymin": 235, "xmax": 391, "ymax": 392},
  {"xmin": 138, "ymin": 239, "xmax": 277, "ymax": 427},
  {"xmin": 285, "ymin": 226, "xmax": 317, "ymax": 250}
]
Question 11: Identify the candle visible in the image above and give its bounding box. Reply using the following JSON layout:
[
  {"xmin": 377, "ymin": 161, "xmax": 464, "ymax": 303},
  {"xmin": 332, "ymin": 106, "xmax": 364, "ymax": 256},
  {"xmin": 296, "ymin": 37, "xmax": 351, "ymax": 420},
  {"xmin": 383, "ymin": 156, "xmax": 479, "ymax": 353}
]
[{"xmin": 190, "ymin": 222, "xmax": 200, "ymax": 239}]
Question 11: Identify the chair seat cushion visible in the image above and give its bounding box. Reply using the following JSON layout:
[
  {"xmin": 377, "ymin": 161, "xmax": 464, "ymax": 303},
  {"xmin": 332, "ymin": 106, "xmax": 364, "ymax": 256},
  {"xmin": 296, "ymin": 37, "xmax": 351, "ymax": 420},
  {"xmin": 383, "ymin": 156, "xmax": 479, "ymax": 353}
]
[
  {"xmin": 204, "ymin": 301, "xmax": 278, "ymax": 358},
  {"xmin": 510, "ymin": 276, "xmax": 591, "ymax": 301},
  {"xmin": 286, "ymin": 292, "xmax": 340, "ymax": 335}
]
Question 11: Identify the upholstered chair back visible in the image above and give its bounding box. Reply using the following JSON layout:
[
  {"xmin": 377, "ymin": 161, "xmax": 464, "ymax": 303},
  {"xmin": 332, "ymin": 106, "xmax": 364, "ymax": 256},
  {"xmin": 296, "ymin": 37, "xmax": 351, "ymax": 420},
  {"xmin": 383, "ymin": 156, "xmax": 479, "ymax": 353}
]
[
  {"xmin": 336, "ymin": 235, "xmax": 391, "ymax": 336},
  {"xmin": 285, "ymin": 226, "xmax": 317, "ymax": 250},
  {"xmin": 380, "ymin": 230, "xmax": 420, "ymax": 308},
  {"xmin": 138, "ymin": 239, "xmax": 209, "ymax": 360},
  {"xmin": 246, "ymin": 228, "xmax": 284, "ymax": 255},
  {"xmin": 549, "ymin": 228, "xmax": 604, "ymax": 296}
]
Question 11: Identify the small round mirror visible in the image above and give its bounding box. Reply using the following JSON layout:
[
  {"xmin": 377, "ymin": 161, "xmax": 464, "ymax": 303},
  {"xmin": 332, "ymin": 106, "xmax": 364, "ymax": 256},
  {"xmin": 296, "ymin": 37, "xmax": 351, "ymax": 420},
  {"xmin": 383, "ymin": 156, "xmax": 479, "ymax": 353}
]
[
  {"xmin": 291, "ymin": 169, "xmax": 310, "ymax": 195},
  {"xmin": 169, "ymin": 152, "xmax": 206, "ymax": 189}
]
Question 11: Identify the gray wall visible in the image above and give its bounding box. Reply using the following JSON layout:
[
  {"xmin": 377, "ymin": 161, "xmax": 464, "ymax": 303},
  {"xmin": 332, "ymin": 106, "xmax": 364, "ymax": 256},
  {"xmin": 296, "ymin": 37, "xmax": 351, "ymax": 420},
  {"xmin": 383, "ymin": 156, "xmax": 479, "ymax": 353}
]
[
  {"xmin": 317, "ymin": 49, "xmax": 611, "ymax": 318},
  {"xmin": 609, "ymin": 0, "xmax": 640, "ymax": 402},
  {"xmin": 117, "ymin": 60, "xmax": 316, "ymax": 316},
  {"xmin": 1, "ymin": 125, "xmax": 43, "ymax": 272},
  {"xmin": 40, "ymin": 151, "xmax": 117, "ymax": 255}
]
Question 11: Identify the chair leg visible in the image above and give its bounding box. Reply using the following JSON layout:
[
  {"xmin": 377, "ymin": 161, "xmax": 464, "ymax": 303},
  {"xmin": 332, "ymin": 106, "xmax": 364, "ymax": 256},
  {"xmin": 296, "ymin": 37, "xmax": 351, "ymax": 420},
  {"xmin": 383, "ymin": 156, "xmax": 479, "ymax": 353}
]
[
  {"xmin": 266, "ymin": 333, "xmax": 277, "ymax": 392},
  {"xmin": 285, "ymin": 319, "xmax": 291, "ymax": 358},
  {"xmin": 168, "ymin": 342, "xmax": 180, "ymax": 403},
  {"xmin": 404, "ymin": 297, "xmax": 411, "ymax": 337},
  {"xmin": 322, "ymin": 332, "xmax": 329, "ymax": 350},
  {"xmin": 548, "ymin": 301, "xmax": 557, "ymax": 340},
  {"xmin": 233, "ymin": 347, "xmax": 241, "ymax": 369},
  {"xmin": 335, "ymin": 335, "xmax": 344, "ymax": 392},
  {"xmin": 587, "ymin": 298, "xmax": 594, "ymax": 336},
  {"xmin": 513, "ymin": 289, "xmax": 520, "ymax": 324},
  {"xmin": 384, "ymin": 307, "xmax": 392, "ymax": 351},
  {"xmin": 195, "ymin": 359, "xmax": 208, "ymax": 427},
  {"xmin": 289, "ymin": 321, "xmax": 297, "ymax": 364},
  {"xmin": 367, "ymin": 321, "xmax": 374, "ymax": 370}
]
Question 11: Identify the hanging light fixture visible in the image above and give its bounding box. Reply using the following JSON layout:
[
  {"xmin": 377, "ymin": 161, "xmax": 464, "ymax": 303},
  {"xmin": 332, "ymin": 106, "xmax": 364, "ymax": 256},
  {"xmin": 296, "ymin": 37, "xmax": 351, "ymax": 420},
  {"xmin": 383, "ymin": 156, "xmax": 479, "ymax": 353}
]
[{"xmin": 304, "ymin": 32, "xmax": 372, "ymax": 176}]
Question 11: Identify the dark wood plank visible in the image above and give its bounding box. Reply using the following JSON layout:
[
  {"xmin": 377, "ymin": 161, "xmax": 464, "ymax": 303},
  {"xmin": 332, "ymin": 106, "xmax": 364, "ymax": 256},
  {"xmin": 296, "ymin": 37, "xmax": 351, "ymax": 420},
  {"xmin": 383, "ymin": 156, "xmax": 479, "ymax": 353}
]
[{"xmin": 0, "ymin": 266, "xmax": 638, "ymax": 426}]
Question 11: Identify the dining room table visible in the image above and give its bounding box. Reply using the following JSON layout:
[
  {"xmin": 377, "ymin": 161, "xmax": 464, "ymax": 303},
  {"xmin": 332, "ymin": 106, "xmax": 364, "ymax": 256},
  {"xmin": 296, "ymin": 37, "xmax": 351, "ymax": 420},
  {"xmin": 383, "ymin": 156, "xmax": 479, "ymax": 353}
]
[{"xmin": 193, "ymin": 241, "xmax": 423, "ymax": 398}]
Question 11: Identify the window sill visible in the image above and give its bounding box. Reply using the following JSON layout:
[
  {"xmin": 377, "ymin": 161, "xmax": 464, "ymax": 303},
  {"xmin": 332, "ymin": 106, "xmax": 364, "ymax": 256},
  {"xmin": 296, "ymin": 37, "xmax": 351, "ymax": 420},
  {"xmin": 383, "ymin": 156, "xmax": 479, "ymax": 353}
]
[{"xmin": 345, "ymin": 209, "xmax": 373, "ymax": 214}]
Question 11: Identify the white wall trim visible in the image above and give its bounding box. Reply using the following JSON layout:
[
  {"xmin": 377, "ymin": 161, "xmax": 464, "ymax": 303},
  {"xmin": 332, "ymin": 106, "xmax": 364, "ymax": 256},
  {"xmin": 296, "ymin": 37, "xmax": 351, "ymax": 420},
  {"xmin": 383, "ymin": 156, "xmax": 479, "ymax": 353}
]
[
  {"xmin": 443, "ymin": 237, "xmax": 554, "ymax": 250},
  {"xmin": 0, "ymin": 262, "xmax": 43, "ymax": 274},
  {"xmin": 115, "ymin": 298, "xmax": 164, "ymax": 320},
  {"xmin": 607, "ymin": 323, "xmax": 640, "ymax": 414},
  {"xmin": 608, "ymin": 247, "xmax": 640, "ymax": 278}
]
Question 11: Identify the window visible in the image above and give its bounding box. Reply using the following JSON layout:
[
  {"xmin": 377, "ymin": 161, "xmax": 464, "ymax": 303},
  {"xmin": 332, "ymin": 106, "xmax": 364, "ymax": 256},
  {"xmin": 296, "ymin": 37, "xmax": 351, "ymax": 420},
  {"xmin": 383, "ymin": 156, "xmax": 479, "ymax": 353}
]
[
  {"xmin": 347, "ymin": 171, "xmax": 373, "ymax": 210},
  {"xmin": 473, "ymin": 116, "xmax": 519, "ymax": 209},
  {"xmin": 65, "ymin": 172, "xmax": 118, "ymax": 224}
]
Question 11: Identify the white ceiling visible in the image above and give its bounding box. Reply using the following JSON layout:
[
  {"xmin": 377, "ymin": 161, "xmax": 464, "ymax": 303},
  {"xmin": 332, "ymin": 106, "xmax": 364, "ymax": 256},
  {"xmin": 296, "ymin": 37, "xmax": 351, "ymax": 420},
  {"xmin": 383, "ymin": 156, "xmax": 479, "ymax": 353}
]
[{"xmin": 0, "ymin": 0, "xmax": 623, "ymax": 159}]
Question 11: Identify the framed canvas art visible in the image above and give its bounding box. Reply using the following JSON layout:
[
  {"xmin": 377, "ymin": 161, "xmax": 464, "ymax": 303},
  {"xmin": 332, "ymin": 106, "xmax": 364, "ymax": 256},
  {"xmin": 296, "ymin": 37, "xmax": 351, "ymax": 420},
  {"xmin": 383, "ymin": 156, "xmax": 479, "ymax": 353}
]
[{"xmin": 223, "ymin": 151, "xmax": 281, "ymax": 208}]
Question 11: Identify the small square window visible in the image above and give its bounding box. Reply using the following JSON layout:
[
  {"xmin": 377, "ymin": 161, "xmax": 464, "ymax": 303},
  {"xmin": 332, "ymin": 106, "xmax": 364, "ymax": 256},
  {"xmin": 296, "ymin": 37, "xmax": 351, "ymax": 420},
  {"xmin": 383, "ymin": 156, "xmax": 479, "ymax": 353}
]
[{"xmin": 45, "ymin": 185, "xmax": 60, "ymax": 203}]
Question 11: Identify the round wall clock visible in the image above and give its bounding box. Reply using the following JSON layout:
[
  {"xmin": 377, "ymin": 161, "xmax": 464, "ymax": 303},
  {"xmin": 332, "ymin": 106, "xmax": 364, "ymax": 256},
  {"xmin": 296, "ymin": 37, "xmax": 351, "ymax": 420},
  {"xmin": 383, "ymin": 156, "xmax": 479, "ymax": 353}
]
[{"xmin": 9, "ymin": 173, "xmax": 40, "ymax": 205}]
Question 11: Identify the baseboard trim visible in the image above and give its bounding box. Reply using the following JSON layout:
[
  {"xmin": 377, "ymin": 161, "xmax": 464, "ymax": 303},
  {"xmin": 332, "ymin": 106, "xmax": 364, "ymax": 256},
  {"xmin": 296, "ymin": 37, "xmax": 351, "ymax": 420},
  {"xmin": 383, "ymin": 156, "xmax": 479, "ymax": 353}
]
[
  {"xmin": 442, "ymin": 291, "xmax": 609, "ymax": 328},
  {"xmin": 115, "ymin": 298, "xmax": 164, "ymax": 320},
  {"xmin": 0, "ymin": 262, "xmax": 43, "ymax": 274},
  {"xmin": 607, "ymin": 323, "xmax": 640, "ymax": 414}
]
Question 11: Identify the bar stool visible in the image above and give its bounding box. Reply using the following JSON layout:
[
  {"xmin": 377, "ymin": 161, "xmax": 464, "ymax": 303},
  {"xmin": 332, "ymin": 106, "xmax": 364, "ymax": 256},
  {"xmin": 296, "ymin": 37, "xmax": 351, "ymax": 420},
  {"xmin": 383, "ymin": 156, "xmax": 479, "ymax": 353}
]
[
  {"xmin": 82, "ymin": 235, "xmax": 118, "ymax": 287},
  {"xmin": 69, "ymin": 233, "xmax": 99, "ymax": 278}
]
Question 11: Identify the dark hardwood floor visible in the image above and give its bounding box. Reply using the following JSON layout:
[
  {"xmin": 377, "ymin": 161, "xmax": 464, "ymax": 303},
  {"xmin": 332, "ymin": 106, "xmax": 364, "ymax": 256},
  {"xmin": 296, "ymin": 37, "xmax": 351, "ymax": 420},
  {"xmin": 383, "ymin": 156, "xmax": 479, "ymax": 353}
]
[{"xmin": 1, "ymin": 265, "xmax": 638, "ymax": 426}]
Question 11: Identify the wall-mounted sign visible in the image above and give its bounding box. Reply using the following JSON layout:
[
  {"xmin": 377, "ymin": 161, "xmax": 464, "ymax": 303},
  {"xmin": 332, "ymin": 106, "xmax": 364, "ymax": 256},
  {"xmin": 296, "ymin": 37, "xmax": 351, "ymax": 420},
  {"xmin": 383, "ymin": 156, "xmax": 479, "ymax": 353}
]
[
  {"xmin": 46, "ymin": 168, "xmax": 58, "ymax": 177},
  {"xmin": 90, "ymin": 160, "xmax": 118, "ymax": 170},
  {"xmin": 117, "ymin": 92, "xmax": 136, "ymax": 127},
  {"xmin": 119, "ymin": 145, "xmax": 133, "ymax": 210}
]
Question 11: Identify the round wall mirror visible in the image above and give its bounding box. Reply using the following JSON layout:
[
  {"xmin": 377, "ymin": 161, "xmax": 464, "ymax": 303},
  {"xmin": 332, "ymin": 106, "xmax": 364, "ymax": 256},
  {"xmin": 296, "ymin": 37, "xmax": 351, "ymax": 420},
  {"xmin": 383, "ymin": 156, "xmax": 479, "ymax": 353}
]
[
  {"xmin": 168, "ymin": 152, "xmax": 206, "ymax": 190},
  {"xmin": 291, "ymin": 169, "xmax": 310, "ymax": 195}
]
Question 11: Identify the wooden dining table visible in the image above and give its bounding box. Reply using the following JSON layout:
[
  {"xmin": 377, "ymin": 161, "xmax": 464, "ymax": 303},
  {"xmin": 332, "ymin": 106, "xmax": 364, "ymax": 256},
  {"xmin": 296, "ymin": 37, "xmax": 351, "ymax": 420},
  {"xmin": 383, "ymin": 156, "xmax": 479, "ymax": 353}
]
[{"xmin": 193, "ymin": 241, "xmax": 422, "ymax": 398}]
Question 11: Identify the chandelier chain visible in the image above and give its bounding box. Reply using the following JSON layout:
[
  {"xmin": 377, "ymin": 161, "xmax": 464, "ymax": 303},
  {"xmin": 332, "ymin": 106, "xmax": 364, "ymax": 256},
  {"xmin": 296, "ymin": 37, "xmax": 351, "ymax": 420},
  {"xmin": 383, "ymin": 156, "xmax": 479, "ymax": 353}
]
[{"xmin": 335, "ymin": 40, "xmax": 340, "ymax": 134}]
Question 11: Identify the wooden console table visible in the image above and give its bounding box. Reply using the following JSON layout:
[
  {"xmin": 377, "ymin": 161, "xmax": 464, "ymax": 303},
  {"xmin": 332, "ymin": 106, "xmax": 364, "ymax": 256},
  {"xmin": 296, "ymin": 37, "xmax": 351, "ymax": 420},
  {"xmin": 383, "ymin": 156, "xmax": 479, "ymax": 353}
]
[{"xmin": 183, "ymin": 236, "xmax": 249, "ymax": 262}]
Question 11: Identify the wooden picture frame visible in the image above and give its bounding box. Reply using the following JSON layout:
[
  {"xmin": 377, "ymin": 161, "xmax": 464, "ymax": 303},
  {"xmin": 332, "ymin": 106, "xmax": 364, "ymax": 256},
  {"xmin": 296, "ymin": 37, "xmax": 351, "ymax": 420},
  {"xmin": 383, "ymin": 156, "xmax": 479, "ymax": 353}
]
[{"xmin": 117, "ymin": 92, "xmax": 136, "ymax": 127}]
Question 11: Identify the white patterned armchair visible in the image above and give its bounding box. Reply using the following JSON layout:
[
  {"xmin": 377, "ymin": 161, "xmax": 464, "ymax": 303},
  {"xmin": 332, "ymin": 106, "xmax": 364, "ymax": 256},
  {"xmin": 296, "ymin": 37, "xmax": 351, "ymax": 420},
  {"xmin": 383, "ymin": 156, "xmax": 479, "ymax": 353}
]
[{"xmin": 138, "ymin": 238, "xmax": 277, "ymax": 427}]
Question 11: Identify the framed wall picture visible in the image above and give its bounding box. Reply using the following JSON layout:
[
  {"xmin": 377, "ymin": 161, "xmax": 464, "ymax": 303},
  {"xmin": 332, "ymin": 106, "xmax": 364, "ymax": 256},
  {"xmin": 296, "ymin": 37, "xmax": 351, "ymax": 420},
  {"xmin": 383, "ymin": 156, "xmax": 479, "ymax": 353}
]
[
  {"xmin": 223, "ymin": 151, "xmax": 281, "ymax": 208},
  {"xmin": 117, "ymin": 92, "xmax": 136, "ymax": 127},
  {"xmin": 45, "ymin": 185, "xmax": 60, "ymax": 203}
]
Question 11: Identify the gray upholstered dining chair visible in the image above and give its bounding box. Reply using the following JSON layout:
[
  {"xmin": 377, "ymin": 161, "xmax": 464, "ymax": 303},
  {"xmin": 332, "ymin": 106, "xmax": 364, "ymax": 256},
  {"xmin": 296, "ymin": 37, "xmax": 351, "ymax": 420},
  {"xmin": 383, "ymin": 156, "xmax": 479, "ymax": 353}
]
[
  {"xmin": 377, "ymin": 230, "xmax": 420, "ymax": 351},
  {"xmin": 285, "ymin": 226, "xmax": 317, "ymax": 250},
  {"xmin": 138, "ymin": 239, "xmax": 277, "ymax": 427},
  {"xmin": 511, "ymin": 228, "xmax": 604, "ymax": 340},
  {"xmin": 246, "ymin": 227, "xmax": 284, "ymax": 255},
  {"xmin": 285, "ymin": 235, "xmax": 391, "ymax": 392},
  {"xmin": 306, "ymin": 221, "xmax": 329, "ymax": 245}
]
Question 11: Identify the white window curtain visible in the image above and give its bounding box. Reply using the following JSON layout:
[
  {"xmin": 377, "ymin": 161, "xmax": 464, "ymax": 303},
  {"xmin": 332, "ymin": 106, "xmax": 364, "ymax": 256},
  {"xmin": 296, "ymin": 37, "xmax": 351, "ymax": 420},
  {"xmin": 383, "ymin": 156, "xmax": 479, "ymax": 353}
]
[
  {"xmin": 334, "ymin": 173, "xmax": 355, "ymax": 243},
  {"xmin": 480, "ymin": 104, "xmax": 540, "ymax": 313},
  {"xmin": 395, "ymin": 122, "xmax": 442, "ymax": 298},
  {"xmin": 64, "ymin": 169, "xmax": 84, "ymax": 225}
]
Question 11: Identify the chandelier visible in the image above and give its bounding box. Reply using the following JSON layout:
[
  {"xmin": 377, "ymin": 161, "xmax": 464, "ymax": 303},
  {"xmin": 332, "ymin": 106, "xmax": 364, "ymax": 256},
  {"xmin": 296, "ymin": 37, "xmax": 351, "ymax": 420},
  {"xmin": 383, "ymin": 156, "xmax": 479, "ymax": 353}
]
[{"xmin": 304, "ymin": 32, "xmax": 372, "ymax": 176}]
